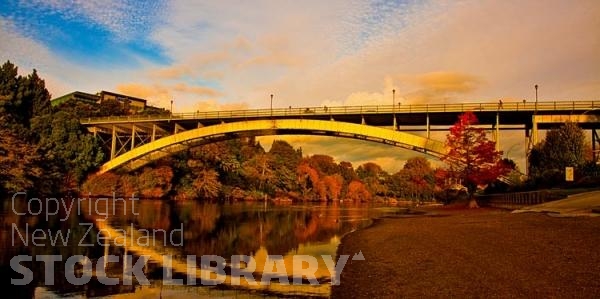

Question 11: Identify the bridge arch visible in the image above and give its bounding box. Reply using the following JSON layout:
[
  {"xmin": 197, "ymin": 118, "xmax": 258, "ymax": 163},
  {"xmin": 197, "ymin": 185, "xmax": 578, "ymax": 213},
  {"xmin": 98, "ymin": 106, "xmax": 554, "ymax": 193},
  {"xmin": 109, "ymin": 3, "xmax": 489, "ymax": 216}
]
[{"xmin": 98, "ymin": 119, "xmax": 448, "ymax": 174}]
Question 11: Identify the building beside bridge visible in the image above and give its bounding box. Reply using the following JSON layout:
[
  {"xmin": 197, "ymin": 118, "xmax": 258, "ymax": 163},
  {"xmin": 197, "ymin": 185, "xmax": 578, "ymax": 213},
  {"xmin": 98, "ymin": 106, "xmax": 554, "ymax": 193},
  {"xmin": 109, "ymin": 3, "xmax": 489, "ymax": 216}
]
[{"xmin": 51, "ymin": 90, "xmax": 149, "ymax": 112}]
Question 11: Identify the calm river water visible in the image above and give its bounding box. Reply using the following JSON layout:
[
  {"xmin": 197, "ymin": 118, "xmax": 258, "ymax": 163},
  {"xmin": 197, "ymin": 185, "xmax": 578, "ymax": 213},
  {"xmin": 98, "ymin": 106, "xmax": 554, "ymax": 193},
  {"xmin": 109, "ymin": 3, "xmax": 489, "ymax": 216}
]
[{"xmin": 1, "ymin": 195, "xmax": 402, "ymax": 298}]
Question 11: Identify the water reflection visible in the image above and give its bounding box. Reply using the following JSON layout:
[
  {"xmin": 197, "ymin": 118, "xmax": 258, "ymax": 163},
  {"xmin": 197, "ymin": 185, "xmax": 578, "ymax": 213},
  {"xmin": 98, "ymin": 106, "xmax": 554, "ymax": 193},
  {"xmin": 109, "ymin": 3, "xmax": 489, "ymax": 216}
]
[{"xmin": 1, "ymin": 197, "xmax": 397, "ymax": 298}]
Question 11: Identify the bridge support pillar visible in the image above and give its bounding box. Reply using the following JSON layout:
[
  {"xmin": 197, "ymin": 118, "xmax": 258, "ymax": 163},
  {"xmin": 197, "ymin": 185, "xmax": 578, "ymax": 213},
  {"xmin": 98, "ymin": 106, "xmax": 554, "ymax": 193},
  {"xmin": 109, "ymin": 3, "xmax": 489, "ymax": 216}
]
[
  {"xmin": 131, "ymin": 125, "xmax": 136, "ymax": 150},
  {"xmin": 110, "ymin": 125, "xmax": 117, "ymax": 160},
  {"xmin": 175, "ymin": 123, "xmax": 185, "ymax": 134},
  {"xmin": 531, "ymin": 115, "xmax": 539, "ymax": 146},
  {"xmin": 361, "ymin": 116, "xmax": 366, "ymax": 125},
  {"xmin": 593, "ymin": 129, "xmax": 600, "ymax": 162},
  {"xmin": 495, "ymin": 112, "xmax": 500, "ymax": 151},
  {"xmin": 426, "ymin": 114, "xmax": 430, "ymax": 138},
  {"xmin": 151, "ymin": 124, "xmax": 157, "ymax": 142}
]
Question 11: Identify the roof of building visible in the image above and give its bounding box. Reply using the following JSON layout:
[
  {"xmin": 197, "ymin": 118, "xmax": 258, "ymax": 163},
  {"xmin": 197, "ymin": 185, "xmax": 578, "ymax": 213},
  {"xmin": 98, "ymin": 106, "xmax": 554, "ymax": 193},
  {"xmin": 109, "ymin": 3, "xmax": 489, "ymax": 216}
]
[
  {"xmin": 99, "ymin": 90, "xmax": 147, "ymax": 103},
  {"xmin": 51, "ymin": 91, "xmax": 99, "ymax": 106}
]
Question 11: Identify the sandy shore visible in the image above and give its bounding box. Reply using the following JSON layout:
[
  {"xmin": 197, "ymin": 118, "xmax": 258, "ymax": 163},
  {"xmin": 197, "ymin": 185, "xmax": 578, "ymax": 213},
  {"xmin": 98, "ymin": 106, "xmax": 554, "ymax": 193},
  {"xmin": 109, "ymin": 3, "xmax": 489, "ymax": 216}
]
[{"xmin": 332, "ymin": 208, "xmax": 600, "ymax": 298}]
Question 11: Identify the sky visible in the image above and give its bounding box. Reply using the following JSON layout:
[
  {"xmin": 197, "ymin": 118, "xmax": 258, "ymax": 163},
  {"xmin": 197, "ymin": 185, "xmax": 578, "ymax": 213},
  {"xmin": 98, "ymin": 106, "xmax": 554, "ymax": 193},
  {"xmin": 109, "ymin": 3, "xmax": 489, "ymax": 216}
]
[{"xmin": 1, "ymin": 0, "xmax": 599, "ymax": 172}]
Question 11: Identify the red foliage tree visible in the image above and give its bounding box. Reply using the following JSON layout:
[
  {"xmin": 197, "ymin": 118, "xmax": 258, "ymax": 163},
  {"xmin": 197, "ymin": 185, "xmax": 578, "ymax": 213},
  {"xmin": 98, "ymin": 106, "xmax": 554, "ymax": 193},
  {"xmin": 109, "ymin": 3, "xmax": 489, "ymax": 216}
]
[
  {"xmin": 346, "ymin": 180, "xmax": 372, "ymax": 202},
  {"xmin": 442, "ymin": 112, "xmax": 510, "ymax": 207}
]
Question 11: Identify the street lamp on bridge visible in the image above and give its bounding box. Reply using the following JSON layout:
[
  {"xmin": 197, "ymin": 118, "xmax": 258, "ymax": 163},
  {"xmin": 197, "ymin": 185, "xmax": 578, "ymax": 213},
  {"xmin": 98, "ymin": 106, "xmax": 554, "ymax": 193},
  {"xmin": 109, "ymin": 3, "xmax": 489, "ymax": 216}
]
[
  {"xmin": 534, "ymin": 84, "xmax": 538, "ymax": 113},
  {"xmin": 270, "ymin": 94, "xmax": 274, "ymax": 118},
  {"xmin": 392, "ymin": 89, "xmax": 397, "ymax": 130}
]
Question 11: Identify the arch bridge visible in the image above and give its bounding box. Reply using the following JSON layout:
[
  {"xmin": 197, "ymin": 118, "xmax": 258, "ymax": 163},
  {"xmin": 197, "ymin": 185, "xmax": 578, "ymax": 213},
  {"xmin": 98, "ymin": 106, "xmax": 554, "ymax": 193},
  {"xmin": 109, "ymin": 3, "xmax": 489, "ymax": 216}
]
[{"xmin": 80, "ymin": 100, "xmax": 600, "ymax": 174}]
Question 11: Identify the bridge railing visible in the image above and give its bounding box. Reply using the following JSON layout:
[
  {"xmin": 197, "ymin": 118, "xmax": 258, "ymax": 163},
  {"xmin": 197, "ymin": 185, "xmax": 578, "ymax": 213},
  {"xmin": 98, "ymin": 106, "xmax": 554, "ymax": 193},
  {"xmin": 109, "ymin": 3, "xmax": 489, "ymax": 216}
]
[{"xmin": 81, "ymin": 100, "xmax": 600, "ymax": 124}]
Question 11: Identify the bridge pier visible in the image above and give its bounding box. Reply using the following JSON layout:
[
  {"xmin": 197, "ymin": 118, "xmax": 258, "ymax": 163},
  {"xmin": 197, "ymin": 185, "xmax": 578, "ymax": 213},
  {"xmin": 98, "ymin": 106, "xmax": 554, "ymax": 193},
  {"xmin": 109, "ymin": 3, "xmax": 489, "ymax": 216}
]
[
  {"xmin": 593, "ymin": 129, "xmax": 600, "ymax": 162},
  {"xmin": 495, "ymin": 112, "xmax": 500, "ymax": 151},
  {"xmin": 130, "ymin": 125, "xmax": 136, "ymax": 150},
  {"xmin": 426, "ymin": 114, "xmax": 430, "ymax": 138},
  {"xmin": 111, "ymin": 125, "xmax": 117, "ymax": 160}
]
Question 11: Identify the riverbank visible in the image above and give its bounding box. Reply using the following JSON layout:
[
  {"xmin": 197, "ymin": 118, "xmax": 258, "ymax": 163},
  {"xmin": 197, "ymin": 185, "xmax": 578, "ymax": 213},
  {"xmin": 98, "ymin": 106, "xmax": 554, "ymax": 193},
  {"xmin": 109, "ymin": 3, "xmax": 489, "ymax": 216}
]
[{"xmin": 332, "ymin": 207, "xmax": 600, "ymax": 298}]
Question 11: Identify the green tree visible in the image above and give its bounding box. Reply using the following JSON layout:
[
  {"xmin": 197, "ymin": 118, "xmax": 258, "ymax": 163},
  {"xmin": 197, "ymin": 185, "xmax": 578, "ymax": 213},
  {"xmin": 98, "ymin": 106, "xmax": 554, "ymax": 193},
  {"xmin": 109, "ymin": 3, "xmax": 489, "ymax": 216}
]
[
  {"xmin": 0, "ymin": 62, "xmax": 51, "ymax": 127},
  {"xmin": 31, "ymin": 111, "xmax": 105, "ymax": 191},
  {"xmin": 0, "ymin": 119, "xmax": 43, "ymax": 193},
  {"xmin": 528, "ymin": 122, "xmax": 586, "ymax": 185},
  {"xmin": 268, "ymin": 140, "xmax": 301, "ymax": 192}
]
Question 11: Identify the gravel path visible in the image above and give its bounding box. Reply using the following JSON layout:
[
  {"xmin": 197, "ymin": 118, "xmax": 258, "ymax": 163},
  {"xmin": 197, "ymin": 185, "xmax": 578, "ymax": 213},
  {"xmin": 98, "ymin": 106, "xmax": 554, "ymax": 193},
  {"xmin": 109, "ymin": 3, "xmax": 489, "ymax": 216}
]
[{"xmin": 332, "ymin": 208, "xmax": 600, "ymax": 298}]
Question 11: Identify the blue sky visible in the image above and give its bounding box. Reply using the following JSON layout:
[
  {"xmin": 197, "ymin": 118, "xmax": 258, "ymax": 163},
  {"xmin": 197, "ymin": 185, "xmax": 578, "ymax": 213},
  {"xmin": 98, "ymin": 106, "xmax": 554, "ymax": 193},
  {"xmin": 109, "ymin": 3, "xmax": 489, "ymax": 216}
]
[
  {"xmin": 1, "ymin": 0, "xmax": 598, "ymax": 172},
  {"xmin": 0, "ymin": 0, "xmax": 169, "ymax": 66}
]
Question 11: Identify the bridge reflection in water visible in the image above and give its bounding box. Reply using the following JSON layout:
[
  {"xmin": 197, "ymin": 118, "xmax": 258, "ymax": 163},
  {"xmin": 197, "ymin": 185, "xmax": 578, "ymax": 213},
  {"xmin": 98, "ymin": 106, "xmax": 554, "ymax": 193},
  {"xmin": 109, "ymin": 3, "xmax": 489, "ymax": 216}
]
[{"xmin": 74, "ymin": 198, "xmax": 387, "ymax": 298}]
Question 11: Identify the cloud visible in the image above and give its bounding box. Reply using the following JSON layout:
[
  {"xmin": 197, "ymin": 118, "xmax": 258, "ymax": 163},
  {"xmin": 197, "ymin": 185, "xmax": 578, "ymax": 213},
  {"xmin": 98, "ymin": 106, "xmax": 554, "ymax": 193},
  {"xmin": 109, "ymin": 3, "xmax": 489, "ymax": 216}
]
[
  {"xmin": 320, "ymin": 72, "xmax": 481, "ymax": 107},
  {"xmin": 22, "ymin": 0, "xmax": 165, "ymax": 41},
  {"xmin": 192, "ymin": 100, "xmax": 249, "ymax": 112},
  {"xmin": 172, "ymin": 83, "xmax": 219, "ymax": 97},
  {"xmin": 116, "ymin": 83, "xmax": 172, "ymax": 108},
  {"xmin": 116, "ymin": 82, "xmax": 221, "ymax": 109},
  {"xmin": 150, "ymin": 51, "xmax": 232, "ymax": 80},
  {"xmin": 413, "ymin": 71, "xmax": 481, "ymax": 94}
]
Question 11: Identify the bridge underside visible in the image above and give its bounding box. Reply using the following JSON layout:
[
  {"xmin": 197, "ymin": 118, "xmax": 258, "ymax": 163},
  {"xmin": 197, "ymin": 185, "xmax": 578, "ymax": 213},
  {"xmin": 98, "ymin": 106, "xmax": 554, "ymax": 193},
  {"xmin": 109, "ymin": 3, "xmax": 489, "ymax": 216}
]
[{"xmin": 94, "ymin": 119, "xmax": 448, "ymax": 174}]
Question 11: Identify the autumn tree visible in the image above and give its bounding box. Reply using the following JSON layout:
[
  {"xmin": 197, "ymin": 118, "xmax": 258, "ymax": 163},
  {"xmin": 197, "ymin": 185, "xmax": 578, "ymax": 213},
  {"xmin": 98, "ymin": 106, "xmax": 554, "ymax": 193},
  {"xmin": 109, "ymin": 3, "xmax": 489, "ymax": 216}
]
[
  {"xmin": 297, "ymin": 160, "xmax": 323, "ymax": 200},
  {"xmin": 442, "ymin": 112, "xmax": 509, "ymax": 207},
  {"xmin": 392, "ymin": 157, "xmax": 435, "ymax": 201},
  {"xmin": 357, "ymin": 162, "xmax": 388, "ymax": 196},
  {"xmin": 138, "ymin": 166, "xmax": 174, "ymax": 198},
  {"xmin": 346, "ymin": 180, "xmax": 371, "ymax": 202},
  {"xmin": 322, "ymin": 174, "xmax": 343, "ymax": 201},
  {"xmin": 192, "ymin": 169, "xmax": 221, "ymax": 200},
  {"xmin": 307, "ymin": 154, "xmax": 339, "ymax": 176}
]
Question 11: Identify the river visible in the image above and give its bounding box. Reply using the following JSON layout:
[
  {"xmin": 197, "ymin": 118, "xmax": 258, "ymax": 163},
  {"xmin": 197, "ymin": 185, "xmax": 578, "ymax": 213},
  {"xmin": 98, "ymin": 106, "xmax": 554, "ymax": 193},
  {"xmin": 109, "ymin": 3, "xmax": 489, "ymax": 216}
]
[{"xmin": 1, "ymin": 195, "xmax": 404, "ymax": 298}]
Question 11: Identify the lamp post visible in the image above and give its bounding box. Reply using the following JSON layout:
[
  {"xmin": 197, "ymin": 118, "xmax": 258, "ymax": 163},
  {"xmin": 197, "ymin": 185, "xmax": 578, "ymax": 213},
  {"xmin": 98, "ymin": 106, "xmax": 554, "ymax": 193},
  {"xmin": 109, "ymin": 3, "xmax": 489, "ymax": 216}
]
[
  {"xmin": 270, "ymin": 94, "xmax": 273, "ymax": 118},
  {"xmin": 534, "ymin": 84, "xmax": 538, "ymax": 113},
  {"xmin": 392, "ymin": 89, "xmax": 396, "ymax": 129},
  {"xmin": 170, "ymin": 99, "xmax": 173, "ymax": 121}
]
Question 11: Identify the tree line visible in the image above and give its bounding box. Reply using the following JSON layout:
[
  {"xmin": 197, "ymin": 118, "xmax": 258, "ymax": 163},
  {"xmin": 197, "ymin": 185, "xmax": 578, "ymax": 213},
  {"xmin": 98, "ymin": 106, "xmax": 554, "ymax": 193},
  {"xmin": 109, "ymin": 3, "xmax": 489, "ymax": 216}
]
[{"xmin": 82, "ymin": 138, "xmax": 444, "ymax": 202}]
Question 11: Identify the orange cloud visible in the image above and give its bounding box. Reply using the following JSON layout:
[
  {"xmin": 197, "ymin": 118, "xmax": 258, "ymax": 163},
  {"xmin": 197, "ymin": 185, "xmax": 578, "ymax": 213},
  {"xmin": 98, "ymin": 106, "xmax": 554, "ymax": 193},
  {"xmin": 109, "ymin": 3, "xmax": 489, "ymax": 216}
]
[
  {"xmin": 150, "ymin": 51, "xmax": 230, "ymax": 80},
  {"xmin": 116, "ymin": 82, "xmax": 220, "ymax": 110},
  {"xmin": 172, "ymin": 83, "xmax": 220, "ymax": 97},
  {"xmin": 117, "ymin": 83, "xmax": 171, "ymax": 100},
  {"xmin": 191, "ymin": 99, "xmax": 249, "ymax": 112},
  {"xmin": 414, "ymin": 71, "xmax": 481, "ymax": 93}
]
